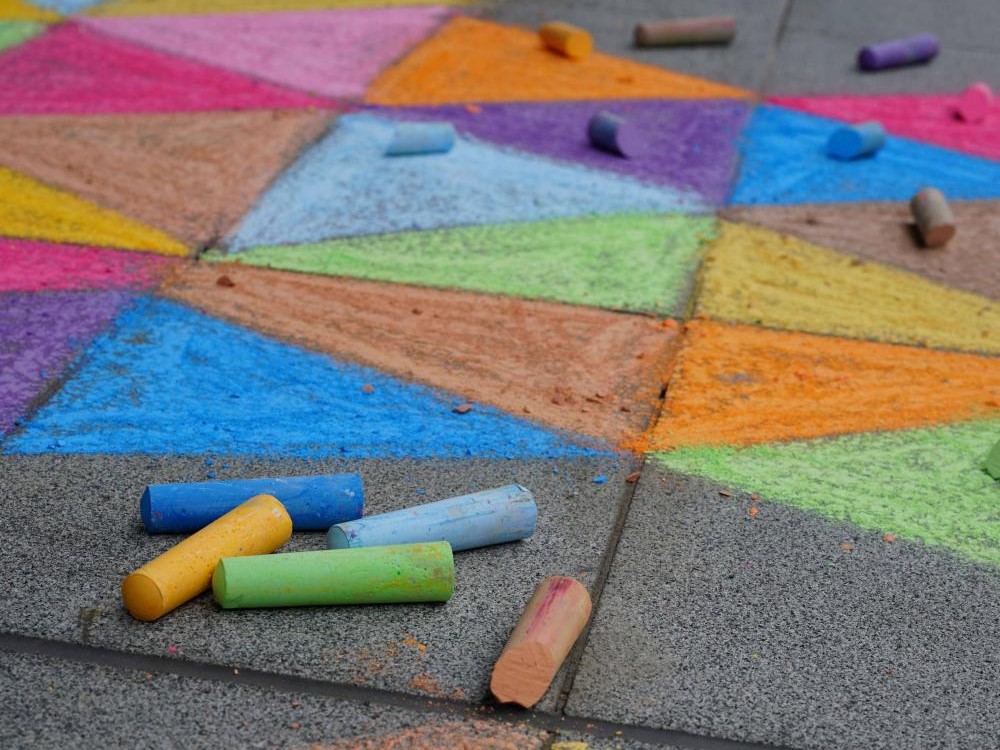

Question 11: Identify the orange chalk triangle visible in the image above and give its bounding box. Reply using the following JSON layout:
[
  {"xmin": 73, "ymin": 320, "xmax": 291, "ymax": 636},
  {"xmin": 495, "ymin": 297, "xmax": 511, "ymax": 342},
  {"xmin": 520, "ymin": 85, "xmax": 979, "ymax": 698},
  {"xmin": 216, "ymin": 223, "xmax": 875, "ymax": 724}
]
[
  {"xmin": 366, "ymin": 16, "xmax": 749, "ymax": 105},
  {"xmin": 645, "ymin": 319, "xmax": 1000, "ymax": 451},
  {"xmin": 0, "ymin": 109, "xmax": 333, "ymax": 249}
]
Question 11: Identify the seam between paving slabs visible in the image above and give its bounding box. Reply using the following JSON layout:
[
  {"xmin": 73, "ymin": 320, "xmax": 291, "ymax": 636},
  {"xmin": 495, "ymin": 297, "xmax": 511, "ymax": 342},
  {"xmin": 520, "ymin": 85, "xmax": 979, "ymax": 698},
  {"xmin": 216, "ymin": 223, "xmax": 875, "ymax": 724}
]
[
  {"xmin": 757, "ymin": 0, "xmax": 796, "ymax": 97},
  {"xmin": 0, "ymin": 633, "xmax": 799, "ymax": 750}
]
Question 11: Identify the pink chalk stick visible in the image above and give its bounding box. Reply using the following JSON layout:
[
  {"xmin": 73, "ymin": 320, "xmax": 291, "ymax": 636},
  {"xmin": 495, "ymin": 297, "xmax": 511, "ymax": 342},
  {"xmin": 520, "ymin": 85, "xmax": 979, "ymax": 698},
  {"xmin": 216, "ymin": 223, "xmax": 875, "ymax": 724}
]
[
  {"xmin": 0, "ymin": 22, "xmax": 333, "ymax": 115},
  {"xmin": 770, "ymin": 93, "xmax": 1000, "ymax": 163},
  {"xmin": 0, "ymin": 238, "xmax": 177, "ymax": 293},
  {"xmin": 958, "ymin": 82, "xmax": 992, "ymax": 124},
  {"xmin": 83, "ymin": 7, "xmax": 452, "ymax": 100}
]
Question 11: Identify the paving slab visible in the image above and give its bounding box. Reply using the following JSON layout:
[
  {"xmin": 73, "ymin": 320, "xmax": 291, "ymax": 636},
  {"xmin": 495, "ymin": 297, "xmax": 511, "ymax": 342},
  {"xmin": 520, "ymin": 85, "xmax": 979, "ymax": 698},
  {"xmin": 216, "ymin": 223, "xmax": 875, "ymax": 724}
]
[
  {"xmin": 767, "ymin": 0, "xmax": 1000, "ymax": 94},
  {"xmin": 485, "ymin": 0, "xmax": 789, "ymax": 93},
  {"xmin": 0, "ymin": 650, "xmax": 549, "ymax": 750},
  {"xmin": 0, "ymin": 453, "xmax": 634, "ymax": 711},
  {"xmin": 565, "ymin": 463, "xmax": 1000, "ymax": 750}
]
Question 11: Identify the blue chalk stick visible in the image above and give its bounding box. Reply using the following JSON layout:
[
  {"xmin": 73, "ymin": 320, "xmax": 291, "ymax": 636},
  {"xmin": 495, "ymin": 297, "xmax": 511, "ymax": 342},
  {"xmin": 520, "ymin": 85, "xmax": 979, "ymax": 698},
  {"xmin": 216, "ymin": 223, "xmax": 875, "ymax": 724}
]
[
  {"xmin": 826, "ymin": 121, "xmax": 886, "ymax": 160},
  {"xmin": 327, "ymin": 484, "xmax": 536, "ymax": 552},
  {"xmin": 385, "ymin": 122, "xmax": 456, "ymax": 156},
  {"xmin": 141, "ymin": 473, "xmax": 364, "ymax": 533}
]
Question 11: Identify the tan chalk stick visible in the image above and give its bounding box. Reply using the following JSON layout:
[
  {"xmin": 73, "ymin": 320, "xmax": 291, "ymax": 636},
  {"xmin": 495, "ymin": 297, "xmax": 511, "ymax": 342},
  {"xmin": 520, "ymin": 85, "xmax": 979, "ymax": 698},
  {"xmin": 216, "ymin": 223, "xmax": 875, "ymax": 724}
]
[
  {"xmin": 538, "ymin": 21, "xmax": 593, "ymax": 59},
  {"xmin": 910, "ymin": 187, "xmax": 956, "ymax": 247},
  {"xmin": 490, "ymin": 576, "xmax": 591, "ymax": 708},
  {"xmin": 634, "ymin": 16, "xmax": 736, "ymax": 47}
]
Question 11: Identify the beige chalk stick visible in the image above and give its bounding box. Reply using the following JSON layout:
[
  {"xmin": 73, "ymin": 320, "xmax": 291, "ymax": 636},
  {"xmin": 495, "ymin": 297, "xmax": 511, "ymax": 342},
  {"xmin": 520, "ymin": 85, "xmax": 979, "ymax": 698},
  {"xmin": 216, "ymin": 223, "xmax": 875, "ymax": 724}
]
[
  {"xmin": 634, "ymin": 16, "xmax": 736, "ymax": 47},
  {"xmin": 490, "ymin": 576, "xmax": 591, "ymax": 708},
  {"xmin": 910, "ymin": 187, "xmax": 956, "ymax": 247},
  {"xmin": 538, "ymin": 21, "xmax": 593, "ymax": 59}
]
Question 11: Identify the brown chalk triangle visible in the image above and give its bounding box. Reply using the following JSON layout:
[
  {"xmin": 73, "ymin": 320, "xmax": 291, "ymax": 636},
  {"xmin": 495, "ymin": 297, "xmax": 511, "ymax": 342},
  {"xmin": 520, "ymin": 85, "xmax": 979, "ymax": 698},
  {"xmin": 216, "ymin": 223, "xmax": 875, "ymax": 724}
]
[
  {"xmin": 162, "ymin": 262, "xmax": 682, "ymax": 444},
  {"xmin": 0, "ymin": 109, "xmax": 333, "ymax": 250}
]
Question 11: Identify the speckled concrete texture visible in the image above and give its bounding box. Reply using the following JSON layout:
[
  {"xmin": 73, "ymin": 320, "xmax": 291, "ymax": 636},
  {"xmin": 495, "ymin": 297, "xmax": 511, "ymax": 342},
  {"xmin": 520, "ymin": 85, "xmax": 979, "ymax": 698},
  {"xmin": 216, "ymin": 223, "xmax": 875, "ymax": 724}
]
[
  {"xmin": 767, "ymin": 0, "xmax": 1000, "ymax": 94},
  {"xmin": 486, "ymin": 0, "xmax": 789, "ymax": 92},
  {"xmin": 0, "ymin": 453, "xmax": 634, "ymax": 710},
  {"xmin": 566, "ymin": 465, "xmax": 1000, "ymax": 750},
  {"xmin": 0, "ymin": 650, "xmax": 546, "ymax": 750}
]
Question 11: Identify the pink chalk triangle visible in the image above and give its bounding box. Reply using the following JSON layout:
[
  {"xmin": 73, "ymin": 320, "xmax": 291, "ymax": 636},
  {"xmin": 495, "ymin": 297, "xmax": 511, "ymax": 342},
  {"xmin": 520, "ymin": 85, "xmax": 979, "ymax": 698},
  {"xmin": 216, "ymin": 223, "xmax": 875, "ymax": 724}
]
[
  {"xmin": 83, "ymin": 6, "xmax": 452, "ymax": 100},
  {"xmin": 770, "ymin": 93, "xmax": 1000, "ymax": 163},
  {"xmin": 0, "ymin": 22, "xmax": 334, "ymax": 115}
]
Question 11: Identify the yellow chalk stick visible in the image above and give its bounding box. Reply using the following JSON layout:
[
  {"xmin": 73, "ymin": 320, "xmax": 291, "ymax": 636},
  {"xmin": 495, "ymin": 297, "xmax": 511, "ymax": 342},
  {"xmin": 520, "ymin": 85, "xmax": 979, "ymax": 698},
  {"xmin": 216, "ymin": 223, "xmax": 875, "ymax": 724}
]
[
  {"xmin": 538, "ymin": 21, "xmax": 592, "ymax": 59},
  {"xmin": 122, "ymin": 494, "xmax": 292, "ymax": 621}
]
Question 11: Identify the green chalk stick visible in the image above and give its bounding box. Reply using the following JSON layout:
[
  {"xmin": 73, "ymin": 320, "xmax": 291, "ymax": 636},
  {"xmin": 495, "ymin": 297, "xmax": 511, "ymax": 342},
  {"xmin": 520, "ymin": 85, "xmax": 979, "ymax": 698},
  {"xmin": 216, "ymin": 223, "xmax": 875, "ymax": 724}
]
[
  {"xmin": 212, "ymin": 542, "xmax": 454, "ymax": 609},
  {"xmin": 985, "ymin": 438, "xmax": 1000, "ymax": 479}
]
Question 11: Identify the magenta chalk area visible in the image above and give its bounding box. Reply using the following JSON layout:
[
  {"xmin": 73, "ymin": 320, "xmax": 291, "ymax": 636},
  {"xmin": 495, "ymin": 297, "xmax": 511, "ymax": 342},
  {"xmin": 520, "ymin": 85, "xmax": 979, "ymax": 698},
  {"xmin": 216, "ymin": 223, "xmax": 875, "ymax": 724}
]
[
  {"xmin": 858, "ymin": 34, "xmax": 939, "ymax": 71},
  {"xmin": 370, "ymin": 99, "xmax": 750, "ymax": 205},
  {"xmin": 0, "ymin": 238, "xmax": 176, "ymax": 293},
  {"xmin": 83, "ymin": 7, "xmax": 451, "ymax": 101},
  {"xmin": 0, "ymin": 22, "xmax": 331, "ymax": 115},
  {"xmin": 142, "ymin": 473, "xmax": 364, "ymax": 533},
  {"xmin": 327, "ymin": 483, "xmax": 536, "ymax": 552},
  {"xmin": 0, "ymin": 291, "xmax": 129, "ymax": 435}
]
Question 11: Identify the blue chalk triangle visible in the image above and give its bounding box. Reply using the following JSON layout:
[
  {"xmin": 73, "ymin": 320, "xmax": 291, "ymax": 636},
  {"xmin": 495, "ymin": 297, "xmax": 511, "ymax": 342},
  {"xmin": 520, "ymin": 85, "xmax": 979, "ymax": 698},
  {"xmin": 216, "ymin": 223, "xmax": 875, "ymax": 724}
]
[
  {"xmin": 731, "ymin": 104, "xmax": 1000, "ymax": 206},
  {"xmin": 224, "ymin": 113, "xmax": 705, "ymax": 251},
  {"xmin": 6, "ymin": 297, "xmax": 607, "ymax": 458}
]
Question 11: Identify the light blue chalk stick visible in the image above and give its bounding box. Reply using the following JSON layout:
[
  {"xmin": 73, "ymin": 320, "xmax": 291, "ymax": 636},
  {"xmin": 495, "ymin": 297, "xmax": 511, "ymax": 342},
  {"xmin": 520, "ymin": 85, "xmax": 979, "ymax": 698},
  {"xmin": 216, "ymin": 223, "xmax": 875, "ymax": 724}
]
[
  {"xmin": 826, "ymin": 121, "xmax": 886, "ymax": 160},
  {"xmin": 385, "ymin": 122, "xmax": 456, "ymax": 156},
  {"xmin": 327, "ymin": 484, "xmax": 536, "ymax": 552},
  {"xmin": 142, "ymin": 473, "xmax": 364, "ymax": 533}
]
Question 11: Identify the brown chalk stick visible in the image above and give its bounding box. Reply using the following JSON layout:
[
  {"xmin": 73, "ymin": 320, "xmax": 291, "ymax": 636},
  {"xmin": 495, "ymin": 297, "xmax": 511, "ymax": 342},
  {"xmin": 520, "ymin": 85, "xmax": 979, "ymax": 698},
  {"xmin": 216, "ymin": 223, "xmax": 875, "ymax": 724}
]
[
  {"xmin": 911, "ymin": 187, "xmax": 956, "ymax": 247},
  {"xmin": 634, "ymin": 16, "xmax": 736, "ymax": 47},
  {"xmin": 490, "ymin": 576, "xmax": 591, "ymax": 708}
]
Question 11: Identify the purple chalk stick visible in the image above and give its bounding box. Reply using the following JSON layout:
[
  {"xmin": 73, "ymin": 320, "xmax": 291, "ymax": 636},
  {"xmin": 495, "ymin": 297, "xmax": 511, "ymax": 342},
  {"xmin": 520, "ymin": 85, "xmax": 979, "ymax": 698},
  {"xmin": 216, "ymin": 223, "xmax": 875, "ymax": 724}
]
[
  {"xmin": 0, "ymin": 291, "xmax": 130, "ymax": 433},
  {"xmin": 858, "ymin": 34, "xmax": 938, "ymax": 71},
  {"xmin": 366, "ymin": 99, "xmax": 750, "ymax": 205},
  {"xmin": 587, "ymin": 111, "xmax": 646, "ymax": 158}
]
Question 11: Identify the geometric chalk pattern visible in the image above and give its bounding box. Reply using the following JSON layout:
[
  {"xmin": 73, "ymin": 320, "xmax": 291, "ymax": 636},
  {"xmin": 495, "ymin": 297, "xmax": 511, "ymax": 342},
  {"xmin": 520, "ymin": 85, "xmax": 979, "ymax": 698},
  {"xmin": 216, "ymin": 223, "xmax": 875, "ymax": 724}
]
[{"xmin": 4, "ymin": 2, "xmax": 1000, "ymax": 747}]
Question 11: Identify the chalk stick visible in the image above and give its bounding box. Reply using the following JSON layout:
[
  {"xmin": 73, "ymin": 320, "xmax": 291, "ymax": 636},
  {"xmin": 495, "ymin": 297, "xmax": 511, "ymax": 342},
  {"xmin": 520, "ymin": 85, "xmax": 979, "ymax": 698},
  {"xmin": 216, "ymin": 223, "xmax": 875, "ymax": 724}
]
[
  {"xmin": 122, "ymin": 494, "xmax": 291, "ymax": 622},
  {"xmin": 985, "ymin": 438, "xmax": 1000, "ymax": 479},
  {"xmin": 633, "ymin": 16, "xmax": 736, "ymax": 47},
  {"xmin": 826, "ymin": 121, "xmax": 886, "ymax": 160},
  {"xmin": 490, "ymin": 576, "xmax": 591, "ymax": 708},
  {"xmin": 538, "ymin": 21, "xmax": 592, "ymax": 60},
  {"xmin": 910, "ymin": 187, "xmax": 956, "ymax": 247},
  {"xmin": 857, "ymin": 34, "xmax": 938, "ymax": 71},
  {"xmin": 328, "ymin": 483, "xmax": 536, "ymax": 552},
  {"xmin": 141, "ymin": 473, "xmax": 363, "ymax": 533},
  {"xmin": 213, "ymin": 542, "xmax": 454, "ymax": 609},
  {"xmin": 957, "ymin": 82, "xmax": 992, "ymax": 124},
  {"xmin": 587, "ymin": 111, "xmax": 646, "ymax": 158},
  {"xmin": 385, "ymin": 122, "xmax": 456, "ymax": 156}
]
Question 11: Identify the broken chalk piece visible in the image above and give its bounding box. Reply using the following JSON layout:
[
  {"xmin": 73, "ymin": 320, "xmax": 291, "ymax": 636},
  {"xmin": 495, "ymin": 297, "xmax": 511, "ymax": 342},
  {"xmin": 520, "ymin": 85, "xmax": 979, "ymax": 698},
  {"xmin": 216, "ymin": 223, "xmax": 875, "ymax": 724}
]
[
  {"xmin": 490, "ymin": 576, "xmax": 592, "ymax": 708},
  {"xmin": 122, "ymin": 494, "xmax": 292, "ymax": 622},
  {"xmin": 984, "ymin": 438, "xmax": 1000, "ymax": 479},
  {"xmin": 910, "ymin": 187, "xmax": 956, "ymax": 247},
  {"xmin": 327, "ymin": 483, "xmax": 536, "ymax": 552},
  {"xmin": 538, "ymin": 21, "xmax": 592, "ymax": 59},
  {"xmin": 826, "ymin": 121, "xmax": 886, "ymax": 160},
  {"xmin": 587, "ymin": 111, "xmax": 646, "ymax": 158},
  {"xmin": 633, "ymin": 16, "xmax": 736, "ymax": 47},
  {"xmin": 958, "ymin": 82, "xmax": 992, "ymax": 124},
  {"xmin": 213, "ymin": 542, "xmax": 454, "ymax": 609},
  {"xmin": 385, "ymin": 122, "xmax": 456, "ymax": 156},
  {"xmin": 858, "ymin": 34, "xmax": 938, "ymax": 71},
  {"xmin": 141, "ymin": 473, "xmax": 364, "ymax": 533}
]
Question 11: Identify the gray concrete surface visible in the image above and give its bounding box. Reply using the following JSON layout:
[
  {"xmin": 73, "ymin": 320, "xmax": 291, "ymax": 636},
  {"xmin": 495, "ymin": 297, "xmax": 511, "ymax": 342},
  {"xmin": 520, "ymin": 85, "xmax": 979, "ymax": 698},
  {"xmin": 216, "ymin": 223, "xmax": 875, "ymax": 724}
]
[
  {"xmin": 0, "ymin": 454, "xmax": 633, "ymax": 711},
  {"xmin": 766, "ymin": 0, "xmax": 1000, "ymax": 94},
  {"xmin": 485, "ymin": 0, "xmax": 790, "ymax": 92},
  {"xmin": 565, "ymin": 464, "xmax": 1000, "ymax": 749}
]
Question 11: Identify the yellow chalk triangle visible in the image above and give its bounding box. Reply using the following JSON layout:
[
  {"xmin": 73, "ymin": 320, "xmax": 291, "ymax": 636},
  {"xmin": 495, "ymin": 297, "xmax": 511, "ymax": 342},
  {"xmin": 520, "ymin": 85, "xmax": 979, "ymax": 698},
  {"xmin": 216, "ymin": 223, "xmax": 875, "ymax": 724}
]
[
  {"xmin": 698, "ymin": 220, "xmax": 1000, "ymax": 354},
  {"xmin": 367, "ymin": 16, "xmax": 750, "ymax": 105},
  {"xmin": 0, "ymin": 167, "xmax": 188, "ymax": 256},
  {"xmin": 0, "ymin": 0, "xmax": 57, "ymax": 21}
]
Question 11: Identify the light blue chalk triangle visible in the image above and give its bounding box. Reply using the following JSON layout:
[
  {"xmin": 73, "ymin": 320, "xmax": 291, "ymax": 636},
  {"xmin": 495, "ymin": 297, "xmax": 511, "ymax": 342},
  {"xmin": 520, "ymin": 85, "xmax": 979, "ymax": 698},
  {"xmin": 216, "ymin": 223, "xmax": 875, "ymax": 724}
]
[
  {"xmin": 5, "ymin": 297, "xmax": 608, "ymax": 458},
  {"xmin": 224, "ymin": 113, "xmax": 706, "ymax": 252},
  {"xmin": 731, "ymin": 104, "xmax": 1000, "ymax": 206}
]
